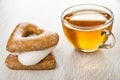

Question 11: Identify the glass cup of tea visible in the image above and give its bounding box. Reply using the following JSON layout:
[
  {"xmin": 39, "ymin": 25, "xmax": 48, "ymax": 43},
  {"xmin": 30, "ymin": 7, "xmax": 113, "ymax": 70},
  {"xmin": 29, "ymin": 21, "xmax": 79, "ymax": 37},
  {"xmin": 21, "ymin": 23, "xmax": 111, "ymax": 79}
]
[{"xmin": 61, "ymin": 4, "xmax": 116, "ymax": 52}]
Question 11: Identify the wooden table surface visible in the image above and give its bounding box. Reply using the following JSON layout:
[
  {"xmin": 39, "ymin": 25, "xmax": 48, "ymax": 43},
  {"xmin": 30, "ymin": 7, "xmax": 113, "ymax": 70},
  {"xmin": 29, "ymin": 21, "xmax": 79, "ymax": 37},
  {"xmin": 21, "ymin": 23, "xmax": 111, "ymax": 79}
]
[{"xmin": 0, "ymin": 0, "xmax": 120, "ymax": 80}]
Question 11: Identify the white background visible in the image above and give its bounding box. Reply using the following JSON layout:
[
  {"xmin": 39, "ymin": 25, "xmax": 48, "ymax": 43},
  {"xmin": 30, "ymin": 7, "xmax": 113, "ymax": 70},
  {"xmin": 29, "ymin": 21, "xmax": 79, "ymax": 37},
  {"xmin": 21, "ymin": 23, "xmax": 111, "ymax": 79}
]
[{"xmin": 0, "ymin": 0, "xmax": 120, "ymax": 80}]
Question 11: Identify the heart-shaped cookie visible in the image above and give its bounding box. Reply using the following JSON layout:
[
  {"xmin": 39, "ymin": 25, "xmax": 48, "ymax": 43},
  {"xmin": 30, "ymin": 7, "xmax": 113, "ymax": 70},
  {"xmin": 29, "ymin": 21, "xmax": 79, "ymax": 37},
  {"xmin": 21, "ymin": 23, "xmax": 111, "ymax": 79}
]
[{"xmin": 6, "ymin": 22, "xmax": 59, "ymax": 52}]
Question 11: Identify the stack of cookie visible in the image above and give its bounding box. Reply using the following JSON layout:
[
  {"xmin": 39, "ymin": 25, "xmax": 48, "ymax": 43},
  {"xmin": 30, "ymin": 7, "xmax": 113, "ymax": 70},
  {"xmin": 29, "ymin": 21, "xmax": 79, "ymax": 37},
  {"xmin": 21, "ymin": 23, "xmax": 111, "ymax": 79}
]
[{"xmin": 5, "ymin": 22, "xmax": 59, "ymax": 70}]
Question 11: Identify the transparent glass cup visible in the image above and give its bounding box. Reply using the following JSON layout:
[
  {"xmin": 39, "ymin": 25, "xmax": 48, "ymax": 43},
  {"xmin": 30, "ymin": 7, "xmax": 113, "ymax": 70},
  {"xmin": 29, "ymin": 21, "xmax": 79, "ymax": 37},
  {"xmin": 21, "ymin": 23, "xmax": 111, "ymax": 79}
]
[{"xmin": 61, "ymin": 4, "xmax": 116, "ymax": 52}]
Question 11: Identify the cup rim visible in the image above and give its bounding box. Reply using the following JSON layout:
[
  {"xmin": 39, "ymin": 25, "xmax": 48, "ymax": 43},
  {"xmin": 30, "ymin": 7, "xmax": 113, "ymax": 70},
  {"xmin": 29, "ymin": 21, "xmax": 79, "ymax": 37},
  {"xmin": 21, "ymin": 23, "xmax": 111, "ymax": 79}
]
[{"xmin": 61, "ymin": 4, "xmax": 114, "ymax": 31}]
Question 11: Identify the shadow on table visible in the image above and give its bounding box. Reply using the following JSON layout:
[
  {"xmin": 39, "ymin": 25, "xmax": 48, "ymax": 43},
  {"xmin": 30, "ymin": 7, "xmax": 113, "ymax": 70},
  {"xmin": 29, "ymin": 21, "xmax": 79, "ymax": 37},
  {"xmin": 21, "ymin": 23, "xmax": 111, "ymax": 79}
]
[
  {"xmin": 71, "ymin": 49, "xmax": 107, "ymax": 70},
  {"xmin": 64, "ymin": 49, "xmax": 108, "ymax": 79}
]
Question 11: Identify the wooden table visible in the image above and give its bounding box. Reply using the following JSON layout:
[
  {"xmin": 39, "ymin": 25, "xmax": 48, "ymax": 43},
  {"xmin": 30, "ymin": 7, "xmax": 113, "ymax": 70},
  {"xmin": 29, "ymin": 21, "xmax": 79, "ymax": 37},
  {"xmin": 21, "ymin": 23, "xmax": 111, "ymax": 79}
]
[{"xmin": 0, "ymin": 0, "xmax": 120, "ymax": 80}]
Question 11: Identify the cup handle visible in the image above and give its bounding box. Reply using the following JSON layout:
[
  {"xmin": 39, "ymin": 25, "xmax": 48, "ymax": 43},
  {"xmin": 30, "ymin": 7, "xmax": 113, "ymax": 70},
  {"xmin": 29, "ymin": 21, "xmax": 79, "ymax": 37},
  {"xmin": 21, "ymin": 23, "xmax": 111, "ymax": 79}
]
[{"xmin": 99, "ymin": 30, "xmax": 116, "ymax": 49}]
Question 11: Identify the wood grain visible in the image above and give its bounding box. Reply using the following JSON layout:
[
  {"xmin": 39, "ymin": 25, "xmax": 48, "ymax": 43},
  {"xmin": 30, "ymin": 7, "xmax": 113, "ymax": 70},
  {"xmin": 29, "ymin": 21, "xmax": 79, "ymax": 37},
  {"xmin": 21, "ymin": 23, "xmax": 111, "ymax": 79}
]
[{"xmin": 0, "ymin": 0, "xmax": 120, "ymax": 80}]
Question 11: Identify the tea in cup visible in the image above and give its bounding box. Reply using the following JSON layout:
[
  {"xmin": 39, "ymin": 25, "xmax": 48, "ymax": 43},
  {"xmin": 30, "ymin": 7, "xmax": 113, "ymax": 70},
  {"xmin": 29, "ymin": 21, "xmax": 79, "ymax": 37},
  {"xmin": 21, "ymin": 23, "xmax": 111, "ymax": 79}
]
[{"xmin": 61, "ymin": 4, "xmax": 116, "ymax": 52}]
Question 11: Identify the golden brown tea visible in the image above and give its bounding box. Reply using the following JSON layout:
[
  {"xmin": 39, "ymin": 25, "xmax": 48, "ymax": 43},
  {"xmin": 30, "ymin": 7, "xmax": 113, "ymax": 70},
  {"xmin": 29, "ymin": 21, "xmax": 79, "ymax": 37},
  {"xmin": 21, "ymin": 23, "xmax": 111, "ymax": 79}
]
[{"xmin": 62, "ymin": 10, "xmax": 112, "ymax": 52}]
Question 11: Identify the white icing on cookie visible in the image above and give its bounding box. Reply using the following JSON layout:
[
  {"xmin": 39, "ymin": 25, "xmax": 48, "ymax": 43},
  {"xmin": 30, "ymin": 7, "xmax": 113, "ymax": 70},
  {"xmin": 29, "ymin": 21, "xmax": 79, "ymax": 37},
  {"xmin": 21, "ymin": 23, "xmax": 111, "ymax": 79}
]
[
  {"xmin": 13, "ymin": 23, "xmax": 56, "ymax": 40},
  {"xmin": 18, "ymin": 46, "xmax": 55, "ymax": 66}
]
